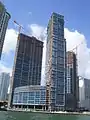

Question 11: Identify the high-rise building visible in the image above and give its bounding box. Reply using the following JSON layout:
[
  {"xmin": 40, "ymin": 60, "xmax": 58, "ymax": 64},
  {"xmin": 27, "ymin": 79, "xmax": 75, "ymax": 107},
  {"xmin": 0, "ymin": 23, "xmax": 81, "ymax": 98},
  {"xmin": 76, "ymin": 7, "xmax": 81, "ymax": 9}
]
[
  {"xmin": 0, "ymin": 2, "xmax": 11, "ymax": 59},
  {"xmin": 46, "ymin": 12, "xmax": 66, "ymax": 111},
  {"xmin": 66, "ymin": 51, "xmax": 78, "ymax": 111},
  {"xmin": 0, "ymin": 72, "xmax": 10, "ymax": 101},
  {"xmin": 9, "ymin": 33, "xmax": 43, "ymax": 107},
  {"xmin": 79, "ymin": 78, "xmax": 90, "ymax": 111}
]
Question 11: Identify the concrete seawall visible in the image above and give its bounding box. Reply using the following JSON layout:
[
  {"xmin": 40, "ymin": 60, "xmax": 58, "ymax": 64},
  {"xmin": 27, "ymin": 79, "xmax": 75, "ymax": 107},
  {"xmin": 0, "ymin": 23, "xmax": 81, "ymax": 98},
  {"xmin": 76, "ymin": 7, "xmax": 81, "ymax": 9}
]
[{"xmin": 7, "ymin": 108, "xmax": 90, "ymax": 115}]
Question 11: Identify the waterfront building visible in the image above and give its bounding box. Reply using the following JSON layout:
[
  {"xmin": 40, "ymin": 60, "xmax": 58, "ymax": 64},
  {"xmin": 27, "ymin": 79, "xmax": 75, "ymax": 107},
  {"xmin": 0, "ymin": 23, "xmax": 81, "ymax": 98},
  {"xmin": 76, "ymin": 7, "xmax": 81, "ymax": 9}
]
[
  {"xmin": 9, "ymin": 33, "xmax": 43, "ymax": 107},
  {"xmin": 66, "ymin": 51, "xmax": 78, "ymax": 111},
  {"xmin": 0, "ymin": 72, "xmax": 10, "ymax": 101},
  {"xmin": 45, "ymin": 12, "xmax": 66, "ymax": 111},
  {"xmin": 79, "ymin": 78, "xmax": 90, "ymax": 110},
  {"xmin": 0, "ymin": 2, "xmax": 11, "ymax": 59},
  {"xmin": 13, "ymin": 85, "xmax": 46, "ymax": 110}
]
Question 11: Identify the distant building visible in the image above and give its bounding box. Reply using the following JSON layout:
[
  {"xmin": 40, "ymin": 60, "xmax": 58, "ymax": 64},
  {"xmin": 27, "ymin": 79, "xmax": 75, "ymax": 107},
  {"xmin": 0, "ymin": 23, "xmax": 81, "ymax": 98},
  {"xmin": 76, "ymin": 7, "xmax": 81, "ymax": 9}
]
[
  {"xmin": 79, "ymin": 78, "xmax": 90, "ymax": 110},
  {"xmin": 9, "ymin": 33, "xmax": 43, "ymax": 107},
  {"xmin": 45, "ymin": 12, "xmax": 66, "ymax": 111},
  {"xmin": 13, "ymin": 85, "xmax": 46, "ymax": 109},
  {"xmin": 66, "ymin": 51, "xmax": 78, "ymax": 111},
  {"xmin": 0, "ymin": 2, "xmax": 11, "ymax": 59},
  {"xmin": 0, "ymin": 72, "xmax": 10, "ymax": 101}
]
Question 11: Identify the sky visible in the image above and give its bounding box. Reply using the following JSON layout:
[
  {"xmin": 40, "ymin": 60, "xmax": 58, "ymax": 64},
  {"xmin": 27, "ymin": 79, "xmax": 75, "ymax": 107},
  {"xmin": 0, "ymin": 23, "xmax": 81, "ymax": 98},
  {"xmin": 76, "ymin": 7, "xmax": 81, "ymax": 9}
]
[{"xmin": 1, "ymin": 0, "xmax": 90, "ymax": 85}]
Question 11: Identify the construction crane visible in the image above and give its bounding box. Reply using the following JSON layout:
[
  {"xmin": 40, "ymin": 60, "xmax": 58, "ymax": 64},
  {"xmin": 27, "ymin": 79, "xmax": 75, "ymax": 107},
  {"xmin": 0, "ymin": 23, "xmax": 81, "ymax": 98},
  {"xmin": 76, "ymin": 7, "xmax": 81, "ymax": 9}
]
[
  {"xmin": 69, "ymin": 41, "xmax": 83, "ymax": 56},
  {"xmin": 14, "ymin": 20, "xmax": 24, "ymax": 40},
  {"xmin": 68, "ymin": 41, "xmax": 84, "ymax": 87}
]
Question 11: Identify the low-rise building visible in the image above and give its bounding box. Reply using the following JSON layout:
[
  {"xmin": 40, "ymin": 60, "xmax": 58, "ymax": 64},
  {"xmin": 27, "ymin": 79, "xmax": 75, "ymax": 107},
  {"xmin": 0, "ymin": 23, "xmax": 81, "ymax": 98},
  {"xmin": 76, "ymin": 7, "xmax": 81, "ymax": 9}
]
[{"xmin": 13, "ymin": 85, "xmax": 46, "ymax": 110}]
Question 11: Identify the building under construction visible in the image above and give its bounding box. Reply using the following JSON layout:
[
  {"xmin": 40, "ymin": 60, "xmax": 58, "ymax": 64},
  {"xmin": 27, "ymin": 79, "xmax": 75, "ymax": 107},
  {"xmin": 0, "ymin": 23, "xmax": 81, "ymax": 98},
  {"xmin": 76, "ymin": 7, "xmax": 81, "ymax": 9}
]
[
  {"xmin": 66, "ymin": 51, "xmax": 79, "ymax": 111},
  {"xmin": 45, "ymin": 12, "xmax": 66, "ymax": 111},
  {"xmin": 8, "ymin": 33, "xmax": 44, "ymax": 108}
]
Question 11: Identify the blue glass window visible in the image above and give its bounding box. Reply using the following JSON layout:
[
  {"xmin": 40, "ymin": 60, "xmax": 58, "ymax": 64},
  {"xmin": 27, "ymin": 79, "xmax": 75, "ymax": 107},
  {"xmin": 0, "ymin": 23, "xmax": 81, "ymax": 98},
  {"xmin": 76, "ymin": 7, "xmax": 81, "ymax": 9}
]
[
  {"xmin": 23, "ymin": 92, "xmax": 27, "ymax": 103},
  {"xmin": 40, "ymin": 101, "xmax": 45, "ymax": 104},
  {"xmin": 28, "ymin": 101, "xmax": 34, "ymax": 104},
  {"xmin": 35, "ymin": 99, "xmax": 40, "ymax": 104},
  {"xmin": 35, "ymin": 92, "xmax": 40, "ymax": 98}
]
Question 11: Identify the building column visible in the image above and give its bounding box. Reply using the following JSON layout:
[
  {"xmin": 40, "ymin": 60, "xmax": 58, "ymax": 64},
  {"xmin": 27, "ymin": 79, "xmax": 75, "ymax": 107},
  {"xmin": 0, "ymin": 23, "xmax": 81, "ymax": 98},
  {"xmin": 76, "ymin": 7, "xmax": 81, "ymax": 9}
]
[
  {"xmin": 21, "ymin": 105, "xmax": 23, "ymax": 109},
  {"xmin": 42, "ymin": 106, "xmax": 44, "ymax": 111},
  {"xmin": 45, "ymin": 106, "xmax": 46, "ymax": 111},
  {"xmin": 27, "ymin": 105, "xmax": 28, "ymax": 110},
  {"xmin": 34, "ymin": 105, "xmax": 35, "ymax": 111}
]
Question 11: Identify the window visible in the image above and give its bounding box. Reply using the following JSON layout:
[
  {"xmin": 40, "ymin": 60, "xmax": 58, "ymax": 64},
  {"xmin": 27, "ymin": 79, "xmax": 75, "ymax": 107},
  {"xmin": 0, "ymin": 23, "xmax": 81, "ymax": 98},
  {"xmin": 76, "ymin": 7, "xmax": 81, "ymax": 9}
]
[
  {"xmin": 52, "ymin": 57, "xmax": 57, "ymax": 64},
  {"xmin": 35, "ymin": 92, "xmax": 40, "ymax": 98},
  {"xmin": 28, "ymin": 101, "xmax": 34, "ymax": 104},
  {"xmin": 13, "ymin": 93, "xmax": 18, "ymax": 103},
  {"xmin": 40, "ymin": 101, "xmax": 45, "ymax": 104},
  {"xmin": 56, "ymin": 95, "xmax": 64, "ymax": 105},
  {"xmin": 52, "ymin": 50, "xmax": 57, "ymax": 57},
  {"xmin": 35, "ymin": 99, "xmax": 40, "ymax": 104},
  {"xmin": 24, "ymin": 57, "xmax": 29, "ymax": 64},
  {"xmin": 18, "ymin": 92, "xmax": 23, "ymax": 103},
  {"xmin": 23, "ymin": 64, "xmax": 29, "ymax": 71},
  {"xmin": 23, "ymin": 92, "xmax": 28, "ymax": 103},
  {"xmin": 28, "ymin": 92, "xmax": 34, "ymax": 100}
]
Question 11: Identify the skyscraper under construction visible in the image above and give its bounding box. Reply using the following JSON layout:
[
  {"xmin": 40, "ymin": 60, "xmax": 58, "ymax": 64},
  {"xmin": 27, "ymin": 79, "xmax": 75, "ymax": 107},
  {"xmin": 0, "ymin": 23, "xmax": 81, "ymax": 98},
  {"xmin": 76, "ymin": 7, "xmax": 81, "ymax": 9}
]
[
  {"xmin": 66, "ymin": 51, "xmax": 79, "ymax": 111},
  {"xmin": 46, "ymin": 13, "xmax": 66, "ymax": 111},
  {"xmin": 8, "ymin": 33, "xmax": 43, "ymax": 107}
]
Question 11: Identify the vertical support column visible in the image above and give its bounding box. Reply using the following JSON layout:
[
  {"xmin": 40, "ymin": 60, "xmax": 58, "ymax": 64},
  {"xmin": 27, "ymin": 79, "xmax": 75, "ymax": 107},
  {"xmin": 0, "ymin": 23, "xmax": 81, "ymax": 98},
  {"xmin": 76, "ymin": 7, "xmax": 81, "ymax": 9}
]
[
  {"xmin": 42, "ymin": 106, "xmax": 44, "ymax": 110},
  {"xmin": 27, "ymin": 105, "xmax": 28, "ymax": 110},
  {"xmin": 21, "ymin": 105, "xmax": 23, "ymax": 109},
  {"xmin": 45, "ymin": 106, "xmax": 46, "ymax": 111},
  {"xmin": 34, "ymin": 105, "xmax": 35, "ymax": 111}
]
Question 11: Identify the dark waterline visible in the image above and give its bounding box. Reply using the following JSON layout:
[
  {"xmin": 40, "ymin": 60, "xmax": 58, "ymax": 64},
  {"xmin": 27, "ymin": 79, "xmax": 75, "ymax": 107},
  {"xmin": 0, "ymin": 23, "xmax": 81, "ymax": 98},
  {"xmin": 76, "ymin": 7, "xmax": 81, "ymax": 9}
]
[{"xmin": 0, "ymin": 111, "xmax": 90, "ymax": 120}]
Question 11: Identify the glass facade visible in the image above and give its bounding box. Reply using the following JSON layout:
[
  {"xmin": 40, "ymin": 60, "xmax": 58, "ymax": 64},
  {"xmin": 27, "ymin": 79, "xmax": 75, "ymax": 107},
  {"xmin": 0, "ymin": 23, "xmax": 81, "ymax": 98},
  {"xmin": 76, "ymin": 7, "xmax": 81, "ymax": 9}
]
[
  {"xmin": 66, "ymin": 52, "xmax": 78, "ymax": 111},
  {"xmin": 13, "ymin": 34, "xmax": 43, "ymax": 88},
  {"xmin": 13, "ymin": 86, "xmax": 46, "ymax": 105},
  {"xmin": 0, "ymin": 72, "xmax": 10, "ymax": 101},
  {"xmin": 46, "ymin": 13, "xmax": 66, "ymax": 110},
  {"xmin": 9, "ymin": 34, "xmax": 43, "ymax": 107},
  {"xmin": 0, "ymin": 2, "xmax": 10, "ymax": 59}
]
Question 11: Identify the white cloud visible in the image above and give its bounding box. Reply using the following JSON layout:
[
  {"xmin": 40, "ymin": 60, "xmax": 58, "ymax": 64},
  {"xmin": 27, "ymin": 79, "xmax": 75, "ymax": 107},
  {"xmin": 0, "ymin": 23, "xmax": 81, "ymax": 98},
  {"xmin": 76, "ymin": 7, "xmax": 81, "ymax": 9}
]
[
  {"xmin": 2, "ymin": 29, "xmax": 17, "ymax": 53},
  {"xmin": 29, "ymin": 24, "xmax": 46, "ymax": 41},
  {"xmin": 65, "ymin": 28, "xmax": 90, "ymax": 78},
  {"xmin": 0, "ymin": 28, "xmax": 17, "ymax": 74}
]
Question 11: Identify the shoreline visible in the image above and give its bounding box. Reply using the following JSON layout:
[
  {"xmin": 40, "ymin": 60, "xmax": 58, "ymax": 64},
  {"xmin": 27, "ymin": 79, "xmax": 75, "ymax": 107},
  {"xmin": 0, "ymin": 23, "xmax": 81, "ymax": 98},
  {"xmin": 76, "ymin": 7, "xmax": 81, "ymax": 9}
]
[{"xmin": 7, "ymin": 108, "xmax": 90, "ymax": 115}]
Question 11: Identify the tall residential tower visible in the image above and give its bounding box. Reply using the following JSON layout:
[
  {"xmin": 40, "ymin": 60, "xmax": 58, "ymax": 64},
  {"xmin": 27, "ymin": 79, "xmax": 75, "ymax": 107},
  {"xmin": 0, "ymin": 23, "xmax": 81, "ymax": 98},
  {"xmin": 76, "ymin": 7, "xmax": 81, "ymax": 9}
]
[
  {"xmin": 9, "ymin": 33, "xmax": 43, "ymax": 107},
  {"xmin": 66, "ymin": 51, "xmax": 78, "ymax": 111},
  {"xmin": 0, "ymin": 2, "xmax": 11, "ymax": 59},
  {"xmin": 46, "ymin": 13, "xmax": 66, "ymax": 111}
]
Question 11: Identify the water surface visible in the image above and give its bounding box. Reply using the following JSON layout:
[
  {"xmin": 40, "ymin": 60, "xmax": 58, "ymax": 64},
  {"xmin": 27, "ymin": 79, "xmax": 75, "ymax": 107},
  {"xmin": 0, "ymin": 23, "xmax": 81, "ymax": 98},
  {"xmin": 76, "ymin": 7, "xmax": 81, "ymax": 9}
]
[{"xmin": 0, "ymin": 111, "xmax": 90, "ymax": 120}]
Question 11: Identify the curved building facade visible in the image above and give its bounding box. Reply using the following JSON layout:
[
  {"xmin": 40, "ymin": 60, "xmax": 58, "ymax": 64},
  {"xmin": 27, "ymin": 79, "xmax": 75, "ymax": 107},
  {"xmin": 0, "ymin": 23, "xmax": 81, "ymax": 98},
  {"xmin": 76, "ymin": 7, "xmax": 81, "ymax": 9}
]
[{"xmin": 13, "ymin": 85, "xmax": 46, "ymax": 109}]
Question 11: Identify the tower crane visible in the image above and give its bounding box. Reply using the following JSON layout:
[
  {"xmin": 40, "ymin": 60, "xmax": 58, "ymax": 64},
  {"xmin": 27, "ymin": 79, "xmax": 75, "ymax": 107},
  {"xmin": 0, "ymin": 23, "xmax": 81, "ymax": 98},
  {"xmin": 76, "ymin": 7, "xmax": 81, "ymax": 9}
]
[
  {"xmin": 68, "ymin": 41, "xmax": 84, "ymax": 87},
  {"xmin": 69, "ymin": 41, "xmax": 83, "ymax": 56},
  {"xmin": 14, "ymin": 20, "xmax": 24, "ymax": 40}
]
